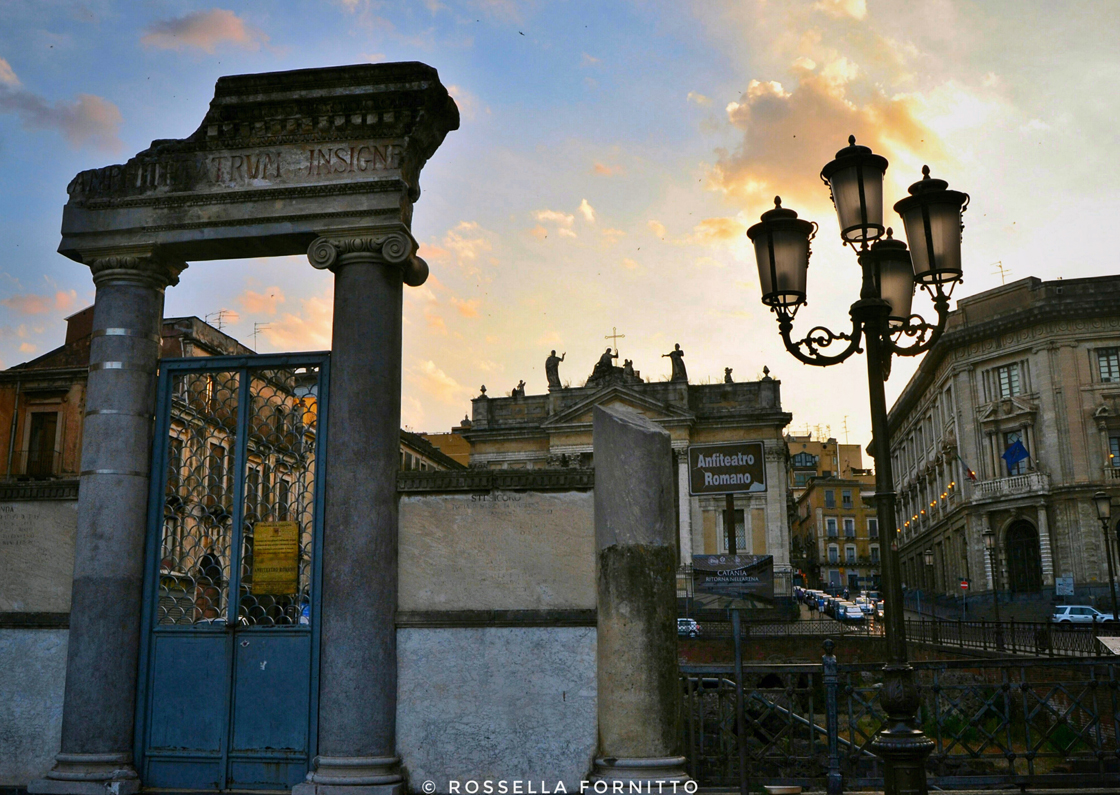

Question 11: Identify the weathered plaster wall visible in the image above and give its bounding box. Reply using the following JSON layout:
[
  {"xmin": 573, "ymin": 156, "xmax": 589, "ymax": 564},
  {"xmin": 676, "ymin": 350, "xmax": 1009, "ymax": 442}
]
[
  {"xmin": 398, "ymin": 490, "xmax": 595, "ymax": 611},
  {"xmin": 0, "ymin": 499, "xmax": 77, "ymax": 612},
  {"xmin": 397, "ymin": 627, "xmax": 596, "ymax": 791},
  {"xmin": 0, "ymin": 629, "xmax": 68, "ymax": 784}
]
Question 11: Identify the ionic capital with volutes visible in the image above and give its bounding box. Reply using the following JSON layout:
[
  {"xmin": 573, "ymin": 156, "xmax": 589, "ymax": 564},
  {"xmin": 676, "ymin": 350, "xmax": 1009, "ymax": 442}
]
[
  {"xmin": 85, "ymin": 249, "xmax": 187, "ymax": 290},
  {"xmin": 307, "ymin": 226, "xmax": 428, "ymax": 286}
]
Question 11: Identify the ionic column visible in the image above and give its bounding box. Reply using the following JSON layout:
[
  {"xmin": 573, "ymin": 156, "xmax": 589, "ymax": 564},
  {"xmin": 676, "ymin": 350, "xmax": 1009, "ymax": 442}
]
[
  {"xmin": 592, "ymin": 405, "xmax": 689, "ymax": 786},
  {"xmin": 31, "ymin": 253, "xmax": 184, "ymax": 795},
  {"xmin": 296, "ymin": 229, "xmax": 425, "ymax": 795}
]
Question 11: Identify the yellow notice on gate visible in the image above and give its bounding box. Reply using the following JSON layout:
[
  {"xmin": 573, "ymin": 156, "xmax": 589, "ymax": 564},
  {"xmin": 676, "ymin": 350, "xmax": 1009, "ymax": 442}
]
[{"xmin": 252, "ymin": 521, "xmax": 300, "ymax": 595}]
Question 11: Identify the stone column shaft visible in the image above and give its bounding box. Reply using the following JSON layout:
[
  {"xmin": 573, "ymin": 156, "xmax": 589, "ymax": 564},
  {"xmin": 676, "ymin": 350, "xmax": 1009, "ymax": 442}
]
[
  {"xmin": 31, "ymin": 255, "xmax": 183, "ymax": 795},
  {"xmin": 298, "ymin": 231, "xmax": 419, "ymax": 795},
  {"xmin": 1037, "ymin": 504, "xmax": 1054, "ymax": 586},
  {"xmin": 592, "ymin": 404, "xmax": 688, "ymax": 784}
]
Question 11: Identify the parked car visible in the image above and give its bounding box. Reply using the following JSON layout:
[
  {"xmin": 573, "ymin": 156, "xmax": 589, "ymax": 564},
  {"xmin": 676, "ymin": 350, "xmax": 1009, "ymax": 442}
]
[
  {"xmin": 678, "ymin": 618, "xmax": 702, "ymax": 638},
  {"xmin": 1051, "ymin": 605, "xmax": 1118, "ymax": 624},
  {"xmin": 841, "ymin": 605, "xmax": 865, "ymax": 622}
]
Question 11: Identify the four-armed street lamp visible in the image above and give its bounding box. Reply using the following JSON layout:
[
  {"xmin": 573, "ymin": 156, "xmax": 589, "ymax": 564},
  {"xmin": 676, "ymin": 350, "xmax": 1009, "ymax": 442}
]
[{"xmin": 748, "ymin": 135, "xmax": 969, "ymax": 795}]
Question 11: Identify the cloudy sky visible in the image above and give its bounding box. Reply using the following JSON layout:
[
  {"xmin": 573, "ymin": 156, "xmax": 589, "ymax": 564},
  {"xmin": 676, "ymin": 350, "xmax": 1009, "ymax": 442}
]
[{"xmin": 0, "ymin": 1, "xmax": 1117, "ymax": 447}]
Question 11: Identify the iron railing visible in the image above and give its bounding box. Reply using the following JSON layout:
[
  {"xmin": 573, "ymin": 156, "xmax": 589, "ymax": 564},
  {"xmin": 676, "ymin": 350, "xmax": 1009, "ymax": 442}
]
[
  {"xmin": 683, "ymin": 648, "xmax": 1120, "ymax": 791},
  {"xmin": 679, "ymin": 614, "xmax": 1115, "ymax": 657}
]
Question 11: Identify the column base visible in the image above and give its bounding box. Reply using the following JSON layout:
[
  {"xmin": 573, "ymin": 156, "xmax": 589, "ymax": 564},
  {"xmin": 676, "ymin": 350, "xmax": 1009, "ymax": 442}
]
[
  {"xmin": 590, "ymin": 756, "xmax": 690, "ymax": 785},
  {"xmin": 293, "ymin": 756, "xmax": 404, "ymax": 795},
  {"xmin": 871, "ymin": 730, "xmax": 935, "ymax": 795},
  {"xmin": 28, "ymin": 753, "xmax": 140, "ymax": 795}
]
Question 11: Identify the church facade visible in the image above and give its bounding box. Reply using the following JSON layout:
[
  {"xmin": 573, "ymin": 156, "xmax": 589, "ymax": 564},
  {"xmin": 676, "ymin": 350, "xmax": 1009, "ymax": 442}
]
[{"xmin": 457, "ymin": 351, "xmax": 794, "ymax": 592}]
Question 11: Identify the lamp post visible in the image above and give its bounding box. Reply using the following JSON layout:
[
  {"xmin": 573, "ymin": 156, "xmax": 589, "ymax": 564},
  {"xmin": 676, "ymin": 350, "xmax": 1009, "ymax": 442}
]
[
  {"xmin": 1093, "ymin": 491, "xmax": 1119, "ymax": 622},
  {"xmin": 749, "ymin": 136, "xmax": 968, "ymax": 795},
  {"xmin": 983, "ymin": 529, "xmax": 1005, "ymax": 649}
]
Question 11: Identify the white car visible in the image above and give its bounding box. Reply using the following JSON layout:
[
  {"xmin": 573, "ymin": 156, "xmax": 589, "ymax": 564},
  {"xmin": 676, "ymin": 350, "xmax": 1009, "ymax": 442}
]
[{"xmin": 1051, "ymin": 605, "xmax": 1118, "ymax": 624}]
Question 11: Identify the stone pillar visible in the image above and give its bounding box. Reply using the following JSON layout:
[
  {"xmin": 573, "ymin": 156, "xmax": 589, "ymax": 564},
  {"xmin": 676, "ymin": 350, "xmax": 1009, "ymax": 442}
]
[
  {"xmin": 30, "ymin": 253, "xmax": 184, "ymax": 795},
  {"xmin": 1036, "ymin": 503, "xmax": 1054, "ymax": 586},
  {"xmin": 591, "ymin": 405, "xmax": 689, "ymax": 785},
  {"xmin": 295, "ymin": 229, "xmax": 424, "ymax": 795}
]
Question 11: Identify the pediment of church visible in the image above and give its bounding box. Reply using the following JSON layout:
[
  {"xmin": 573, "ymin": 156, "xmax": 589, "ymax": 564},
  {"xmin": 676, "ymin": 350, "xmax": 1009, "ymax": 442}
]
[{"xmin": 540, "ymin": 385, "xmax": 694, "ymax": 430}]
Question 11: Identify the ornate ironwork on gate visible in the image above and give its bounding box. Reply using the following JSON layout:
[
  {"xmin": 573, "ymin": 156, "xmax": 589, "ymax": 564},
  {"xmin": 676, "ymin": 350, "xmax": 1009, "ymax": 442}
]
[
  {"xmin": 137, "ymin": 352, "xmax": 329, "ymax": 791},
  {"xmin": 683, "ymin": 646, "xmax": 1120, "ymax": 791}
]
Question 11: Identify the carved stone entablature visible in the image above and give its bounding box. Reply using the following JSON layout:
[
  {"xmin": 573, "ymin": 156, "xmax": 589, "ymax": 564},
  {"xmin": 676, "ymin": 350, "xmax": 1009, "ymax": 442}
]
[
  {"xmin": 977, "ymin": 394, "xmax": 1038, "ymax": 429},
  {"xmin": 58, "ymin": 63, "xmax": 459, "ymax": 266},
  {"xmin": 86, "ymin": 249, "xmax": 187, "ymax": 290},
  {"xmin": 307, "ymin": 226, "xmax": 427, "ymax": 286}
]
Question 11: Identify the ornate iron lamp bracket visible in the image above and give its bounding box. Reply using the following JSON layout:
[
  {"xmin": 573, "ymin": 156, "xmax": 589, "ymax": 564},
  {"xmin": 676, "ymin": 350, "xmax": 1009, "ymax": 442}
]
[
  {"xmin": 775, "ymin": 305, "xmax": 864, "ymax": 367},
  {"xmin": 885, "ymin": 283, "xmax": 952, "ymax": 358}
]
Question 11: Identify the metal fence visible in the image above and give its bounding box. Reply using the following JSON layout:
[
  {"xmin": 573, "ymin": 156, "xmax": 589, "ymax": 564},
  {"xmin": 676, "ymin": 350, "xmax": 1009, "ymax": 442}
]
[
  {"xmin": 682, "ymin": 647, "xmax": 1120, "ymax": 791},
  {"xmin": 682, "ymin": 614, "xmax": 1116, "ymax": 657}
]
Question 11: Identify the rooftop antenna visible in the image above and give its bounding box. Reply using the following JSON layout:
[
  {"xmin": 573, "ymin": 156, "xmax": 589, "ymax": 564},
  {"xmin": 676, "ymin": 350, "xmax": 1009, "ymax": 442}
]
[
  {"xmin": 205, "ymin": 309, "xmax": 235, "ymax": 331},
  {"xmin": 991, "ymin": 261, "xmax": 1011, "ymax": 285},
  {"xmin": 842, "ymin": 415, "xmax": 850, "ymax": 444},
  {"xmin": 252, "ymin": 323, "xmax": 271, "ymax": 351}
]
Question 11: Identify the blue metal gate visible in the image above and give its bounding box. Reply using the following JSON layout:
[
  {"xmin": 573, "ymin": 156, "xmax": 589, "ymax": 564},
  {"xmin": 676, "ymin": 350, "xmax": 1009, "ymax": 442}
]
[{"xmin": 136, "ymin": 353, "xmax": 329, "ymax": 790}]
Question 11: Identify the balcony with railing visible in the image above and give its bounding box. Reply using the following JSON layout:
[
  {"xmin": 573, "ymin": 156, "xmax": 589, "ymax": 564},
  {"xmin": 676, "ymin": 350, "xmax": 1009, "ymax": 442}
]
[
  {"xmin": 973, "ymin": 470, "xmax": 1050, "ymax": 501},
  {"xmin": 10, "ymin": 447, "xmax": 62, "ymax": 479}
]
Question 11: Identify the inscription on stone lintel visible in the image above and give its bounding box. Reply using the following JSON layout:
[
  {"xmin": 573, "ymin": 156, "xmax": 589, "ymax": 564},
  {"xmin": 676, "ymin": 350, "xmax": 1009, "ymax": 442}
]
[{"xmin": 68, "ymin": 141, "xmax": 404, "ymax": 200}]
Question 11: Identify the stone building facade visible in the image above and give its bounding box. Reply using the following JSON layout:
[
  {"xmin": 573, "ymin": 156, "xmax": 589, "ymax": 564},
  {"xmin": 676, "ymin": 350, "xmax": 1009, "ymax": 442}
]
[
  {"xmin": 458, "ymin": 355, "xmax": 794, "ymax": 591},
  {"xmin": 886, "ymin": 275, "xmax": 1120, "ymax": 603}
]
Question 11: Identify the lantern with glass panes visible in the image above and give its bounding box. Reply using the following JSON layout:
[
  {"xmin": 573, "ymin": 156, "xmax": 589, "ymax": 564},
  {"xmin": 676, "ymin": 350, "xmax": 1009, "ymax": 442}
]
[{"xmin": 748, "ymin": 136, "xmax": 969, "ymax": 795}]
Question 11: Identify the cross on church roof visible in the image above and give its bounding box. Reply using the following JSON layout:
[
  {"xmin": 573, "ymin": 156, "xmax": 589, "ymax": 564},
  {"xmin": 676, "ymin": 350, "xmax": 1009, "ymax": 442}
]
[{"xmin": 604, "ymin": 326, "xmax": 625, "ymax": 357}]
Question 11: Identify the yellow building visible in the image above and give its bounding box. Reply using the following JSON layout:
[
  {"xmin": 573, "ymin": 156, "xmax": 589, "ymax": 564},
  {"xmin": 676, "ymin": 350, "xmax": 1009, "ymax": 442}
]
[{"xmin": 788, "ymin": 437, "xmax": 879, "ymax": 592}]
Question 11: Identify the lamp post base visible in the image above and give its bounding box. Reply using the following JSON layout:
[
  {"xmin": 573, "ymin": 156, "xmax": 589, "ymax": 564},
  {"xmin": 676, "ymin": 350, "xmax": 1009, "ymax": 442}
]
[{"xmin": 871, "ymin": 664, "xmax": 934, "ymax": 795}]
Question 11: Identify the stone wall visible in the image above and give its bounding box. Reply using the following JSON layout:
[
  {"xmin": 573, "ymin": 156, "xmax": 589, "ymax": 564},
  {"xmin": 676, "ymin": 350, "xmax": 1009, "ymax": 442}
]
[
  {"xmin": 0, "ymin": 482, "xmax": 77, "ymax": 786},
  {"xmin": 0, "ymin": 629, "xmax": 68, "ymax": 785},
  {"xmin": 0, "ymin": 474, "xmax": 601, "ymax": 788},
  {"xmin": 396, "ymin": 474, "xmax": 598, "ymax": 788}
]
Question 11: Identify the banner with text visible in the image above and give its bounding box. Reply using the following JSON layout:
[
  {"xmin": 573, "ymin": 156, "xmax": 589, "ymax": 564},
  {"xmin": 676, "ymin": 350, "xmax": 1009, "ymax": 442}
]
[
  {"xmin": 688, "ymin": 441, "xmax": 766, "ymax": 495},
  {"xmin": 692, "ymin": 554, "xmax": 775, "ymax": 600}
]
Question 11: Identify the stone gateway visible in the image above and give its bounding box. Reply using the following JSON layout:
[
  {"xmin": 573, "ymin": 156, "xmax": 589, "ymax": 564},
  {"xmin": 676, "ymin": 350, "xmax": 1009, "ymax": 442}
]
[{"xmin": 28, "ymin": 63, "xmax": 458, "ymax": 795}]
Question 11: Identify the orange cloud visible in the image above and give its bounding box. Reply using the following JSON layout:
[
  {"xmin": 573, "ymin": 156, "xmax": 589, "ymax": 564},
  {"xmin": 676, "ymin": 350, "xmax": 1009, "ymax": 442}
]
[
  {"xmin": 648, "ymin": 220, "xmax": 668, "ymax": 239},
  {"xmin": 407, "ymin": 359, "xmax": 465, "ymax": 406},
  {"xmin": 443, "ymin": 221, "xmax": 493, "ymax": 260},
  {"xmin": 1, "ymin": 290, "xmax": 78, "ymax": 315},
  {"xmin": 0, "ymin": 87, "xmax": 122, "ymax": 152},
  {"xmin": 262, "ymin": 293, "xmax": 332, "ymax": 351},
  {"xmin": 238, "ymin": 286, "xmax": 285, "ymax": 315},
  {"xmin": 450, "ymin": 297, "xmax": 480, "ymax": 318},
  {"xmin": 708, "ymin": 65, "xmax": 944, "ymax": 216},
  {"xmin": 592, "ymin": 161, "xmax": 624, "ymax": 177},
  {"xmin": 140, "ymin": 9, "xmax": 267, "ymax": 53},
  {"xmin": 0, "ymin": 58, "xmax": 19, "ymax": 87},
  {"xmin": 686, "ymin": 217, "xmax": 748, "ymax": 245}
]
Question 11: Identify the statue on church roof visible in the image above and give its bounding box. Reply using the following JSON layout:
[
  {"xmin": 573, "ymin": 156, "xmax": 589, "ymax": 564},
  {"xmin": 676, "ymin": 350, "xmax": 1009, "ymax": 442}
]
[
  {"xmin": 545, "ymin": 349, "xmax": 566, "ymax": 390},
  {"xmin": 623, "ymin": 359, "xmax": 635, "ymax": 378},
  {"xmin": 591, "ymin": 347, "xmax": 618, "ymax": 380},
  {"xmin": 512, "ymin": 379, "xmax": 526, "ymax": 398},
  {"xmin": 724, "ymin": 367, "xmax": 733, "ymax": 383},
  {"xmin": 663, "ymin": 343, "xmax": 688, "ymax": 382}
]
